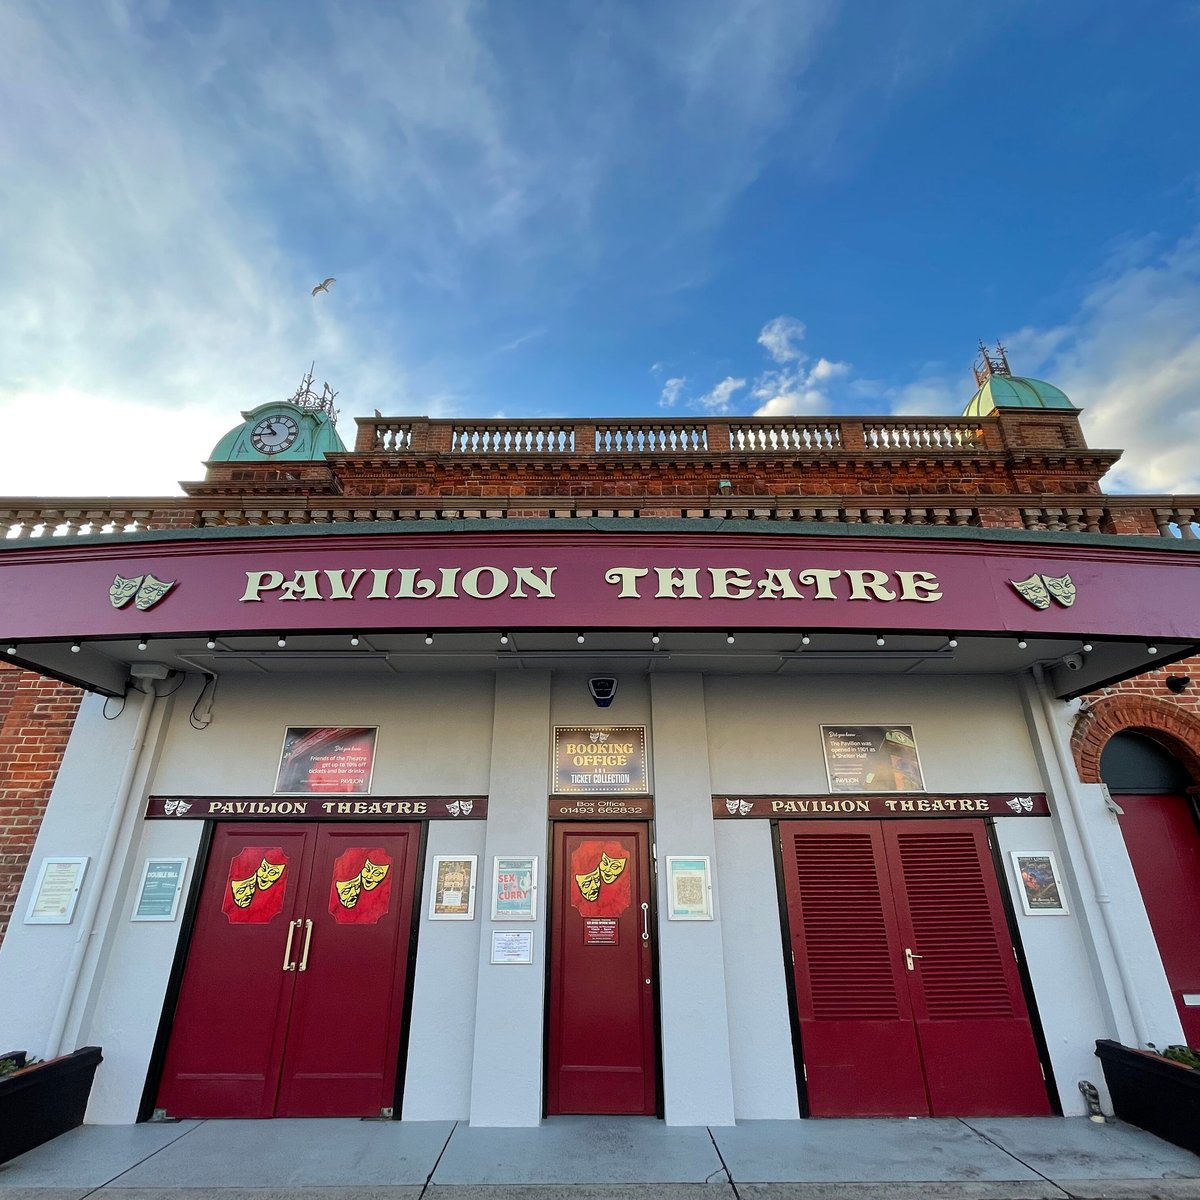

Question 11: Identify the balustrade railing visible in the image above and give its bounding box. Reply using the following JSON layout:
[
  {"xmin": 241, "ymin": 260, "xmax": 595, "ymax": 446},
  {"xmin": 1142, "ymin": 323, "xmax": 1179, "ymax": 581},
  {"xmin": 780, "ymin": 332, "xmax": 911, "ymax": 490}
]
[
  {"xmin": 594, "ymin": 423, "xmax": 708, "ymax": 453},
  {"xmin": 728, "ymin": 422, "xmax": 841, "ymax": 451}
]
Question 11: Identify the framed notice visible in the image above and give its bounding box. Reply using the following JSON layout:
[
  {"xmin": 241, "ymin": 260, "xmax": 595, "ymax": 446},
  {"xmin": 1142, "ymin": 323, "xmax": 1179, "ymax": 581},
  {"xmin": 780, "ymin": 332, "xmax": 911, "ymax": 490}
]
[
  {"xmin": 491, "ymin": 929, "xmax": 534, "ymax": 964},
  {"xmin": 553, "ymin": 726, "xmax": 647, "ymax": 794},
  {"xmin": 821, "ymin": 725, "xmax": 925, "ymax": 793},
  {"xmin": 25, "ymin": 857, "xmax": 88, "ymax": 925},
  {"xmin": 492, "ymin": 855, "xmax": 538, "ymax": 921},
  {"xmin": 666, "ymin": 856, "xmax": 713, "ymax": 921},
  {"xmin": 430, "ymin": 855, "xmax": 477, "ymax": 920},
  {"xmin": 131, "ymin": 857, "xmax": 188, "ymax": 922},
  {"xmin": 275, "ymin": 726, "xmax": 377, "ymax": 795},
  {"xmin": 1011, "ymin": 851, "xmax": 1069, "ymax": 915}
]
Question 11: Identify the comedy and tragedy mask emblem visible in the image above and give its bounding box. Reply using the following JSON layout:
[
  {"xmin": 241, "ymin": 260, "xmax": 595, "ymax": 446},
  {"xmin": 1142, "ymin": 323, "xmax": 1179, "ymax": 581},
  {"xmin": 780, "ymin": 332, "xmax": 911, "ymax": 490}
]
[
  {"xmin": 336, "ymin": 858, "xmax": 390, "ymax": 909},
  {"xmin": 230, "ymin": 857, "xmax": 287, "ymax": 910},
  {"xmin": 725, "ymin": 799, "xmax": 754, "ymax": 815},
  {"xmin": 108, "ymin": 573, "xmax": 178, "ymax": 611},
  {"xmin": 575, "ymin": 851, "xmax": 627, "ymax": 903},
  {"xmin": 1010, "ymin": 572, "xmax": 1075, "ymax": 610},
  {"xmin": 1007, "ymin": 796, "xmax": 1035, "ymax": 813},
  {"xmin": 163, "ymin": 799, "xmax": 191, "ymax": 816},
  {"xmin": 445, "ymin": 800, "xmax": 474, "ymax": 817}
]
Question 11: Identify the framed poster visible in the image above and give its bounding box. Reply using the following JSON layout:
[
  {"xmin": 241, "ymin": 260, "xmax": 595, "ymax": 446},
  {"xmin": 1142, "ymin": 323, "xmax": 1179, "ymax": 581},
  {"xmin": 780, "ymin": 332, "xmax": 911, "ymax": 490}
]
[
  {"xmin": 131, "ymin": 857, "xmax": 188, "ymax": 922},
  {"xmin": 666, "ymin": 856, "xmax": 713, "ymax": 921},
  {"xmin": 25, "ymin": 857, "xmax": 88, "ymax": 925},
  {"xmin": 430, "ymin": 855, "xmax": 477, "ymax": 920},
  {"xmin": 491, "ymin": 856, "xmax": 538, "ymax": 921},
  {"xmin": 821, "ymin": 725, "xmax": 925, "ymax": 793},
  {"xmin": 1011, "ymin": 851, "xmax": 1069, "ymax": 915},
  {"xmin": 274, "ymin": 726, "xmax": 377, "ymax": 794},
  {"xmin": 491, "ymin": 929, "xmax": 534, "ymax": 964}
]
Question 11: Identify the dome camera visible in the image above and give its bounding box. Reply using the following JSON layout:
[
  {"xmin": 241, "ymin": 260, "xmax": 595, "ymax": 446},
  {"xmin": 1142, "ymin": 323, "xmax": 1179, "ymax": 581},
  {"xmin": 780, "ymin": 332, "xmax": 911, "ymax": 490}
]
[
  {"xmin": 1062, "ymin": 653, "xmax": 1083, "ymax": 672},
  {"xmin": 588, "ymin": 677, "xmax": 618, "ymax": 708}
]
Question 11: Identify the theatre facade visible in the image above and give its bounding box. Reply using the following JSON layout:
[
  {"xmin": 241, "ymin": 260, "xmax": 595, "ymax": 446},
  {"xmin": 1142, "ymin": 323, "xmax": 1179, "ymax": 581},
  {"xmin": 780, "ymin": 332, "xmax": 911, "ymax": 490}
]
[{"xmin": 1, "ymin": 357, "xmax": 1199, "ymax": 1126}]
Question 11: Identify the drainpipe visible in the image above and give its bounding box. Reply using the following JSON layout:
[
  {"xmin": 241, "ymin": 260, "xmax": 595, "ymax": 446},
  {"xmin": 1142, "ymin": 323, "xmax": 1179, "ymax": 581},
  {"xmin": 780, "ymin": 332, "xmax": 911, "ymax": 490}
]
[
  {"xmin": 44, "ymin": 681, "xmax": 161, "ymax": 1058},
  {"xmin": 1029, "ymin": 663, "xmax": 1150, "ymax": 1047}
]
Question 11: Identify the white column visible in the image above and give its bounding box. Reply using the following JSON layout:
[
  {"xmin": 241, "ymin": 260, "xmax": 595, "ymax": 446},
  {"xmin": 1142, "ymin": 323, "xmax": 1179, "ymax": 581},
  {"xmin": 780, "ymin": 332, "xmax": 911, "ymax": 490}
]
[
  {"xmin": 650, "ymin": 674, "xmax": 736, "ymax": 1125},
  {"xmin": 468, "ymin": 672, "xmax": 552, "ymax": 1126}
]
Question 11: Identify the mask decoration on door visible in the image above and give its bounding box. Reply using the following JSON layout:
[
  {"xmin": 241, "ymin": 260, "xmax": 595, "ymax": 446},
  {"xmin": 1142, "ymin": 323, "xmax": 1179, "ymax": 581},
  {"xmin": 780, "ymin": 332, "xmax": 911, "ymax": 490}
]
[
  {"xmin": 572, "ymin": 841, "xmax": 631, "ymax": 917},
  {"xmin": 329, "ymin": 847, "xmax": 393, "ymax": 924},
  {"xmin": 221, "ymin": 848, "xmax": 289, "ymax": 923}
]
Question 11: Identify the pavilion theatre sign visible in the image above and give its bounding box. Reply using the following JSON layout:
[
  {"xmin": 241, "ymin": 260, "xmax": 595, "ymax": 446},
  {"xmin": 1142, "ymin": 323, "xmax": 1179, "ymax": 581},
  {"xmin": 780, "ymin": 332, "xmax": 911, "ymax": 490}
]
[{"xmin": 237, "ymin": 564, "xmax": 944, "ymax": 604}]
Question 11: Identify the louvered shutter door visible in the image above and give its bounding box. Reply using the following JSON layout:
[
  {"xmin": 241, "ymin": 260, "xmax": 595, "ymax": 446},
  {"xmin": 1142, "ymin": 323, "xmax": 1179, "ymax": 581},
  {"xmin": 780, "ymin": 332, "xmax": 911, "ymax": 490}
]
[
  {"xmin": 780, "ymin": 821, "xmax": 928, "ymax": 1116},
  {"xmin": 886, "ymin": 821, "xmax": 1051, "ymax": 1116}
]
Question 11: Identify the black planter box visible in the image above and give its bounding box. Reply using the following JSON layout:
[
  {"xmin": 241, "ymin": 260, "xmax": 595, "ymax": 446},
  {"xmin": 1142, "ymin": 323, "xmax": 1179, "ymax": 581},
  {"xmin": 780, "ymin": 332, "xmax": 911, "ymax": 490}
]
[
  {"xmin": 0, "ymin": 1046, "xmax": 103, "ymax": 1164},
  {"xmin": 1095, "ymin": 1039, "xmax": 1200, "ymax": 1156}
]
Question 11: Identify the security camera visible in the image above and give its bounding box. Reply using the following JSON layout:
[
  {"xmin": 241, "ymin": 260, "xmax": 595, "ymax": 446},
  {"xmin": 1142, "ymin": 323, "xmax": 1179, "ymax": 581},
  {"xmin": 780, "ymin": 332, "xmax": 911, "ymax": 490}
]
[
  {"xmin": 588, "ymin": 677, "xmax": 618, "ymax": 708},
  {"xmin": 1062, "ymin": 654, "xmax": 1083, "ymax": 672}
]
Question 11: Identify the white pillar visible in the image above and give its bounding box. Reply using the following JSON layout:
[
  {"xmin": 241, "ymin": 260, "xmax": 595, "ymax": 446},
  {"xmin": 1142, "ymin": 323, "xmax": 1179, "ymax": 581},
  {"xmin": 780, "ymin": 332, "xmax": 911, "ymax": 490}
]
[
  {"xmin": 468, "ymin": 672, "xmax": 552, "ymax": 1126},
  {"xmin": 650, "ymin": 674, "xmax": 736, "ymax": 1125}
]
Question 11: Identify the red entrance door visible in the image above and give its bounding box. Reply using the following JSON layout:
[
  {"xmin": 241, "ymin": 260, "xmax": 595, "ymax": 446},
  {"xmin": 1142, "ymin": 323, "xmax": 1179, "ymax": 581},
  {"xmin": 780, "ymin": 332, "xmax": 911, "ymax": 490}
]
[
  {"xmin": 546, "ymin": 823, "xmax": 658, "ymax": 1115},
  {"xmin": 781, "ymin": 819, "xmax": 1051, "ymax": 1117},
  {"xmin": 156, "ymin": 822, "xmax": 420, "ymax": 1118},
  {"xmin": 1117, "ymin": 794, "xmax": 1200, "ymax": 1047}
]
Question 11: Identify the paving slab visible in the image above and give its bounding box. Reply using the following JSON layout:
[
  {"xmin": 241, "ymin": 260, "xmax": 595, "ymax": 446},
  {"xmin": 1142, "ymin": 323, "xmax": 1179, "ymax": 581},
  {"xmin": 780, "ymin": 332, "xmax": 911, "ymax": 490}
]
[
  {"xmin": 424, "ymin": 1188, "xmax": 734, "ymax": 1200},
  {"xmin": 432, "ymin": 1117, "xmax": 726, "ymax": 1185},
  {"xmin": 0, "ymin": 1121, "xmax": 200, "ymax": 1188},
  {"xmin": 710, "ymin": 1119, "xmax": 1044, "ymax": 1183},
  {"xmin": 108, "ymin": 1119, "xmax": 454, "ymax": 1189},
  {"xmin": 735, "ymin": 1186, "xmax": 1068, "ymax": 1200},
  {"xmin": 964, "ymin": 1118, "xmax": 1200, "ymax": 1181}
]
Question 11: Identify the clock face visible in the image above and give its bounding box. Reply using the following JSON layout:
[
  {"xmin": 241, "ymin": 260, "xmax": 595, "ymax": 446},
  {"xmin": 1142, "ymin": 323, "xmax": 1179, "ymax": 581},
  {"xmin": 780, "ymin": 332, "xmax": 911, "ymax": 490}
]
[{"xmin": 249, "ymin": 413, "xmax": 300, "ymax": 454}]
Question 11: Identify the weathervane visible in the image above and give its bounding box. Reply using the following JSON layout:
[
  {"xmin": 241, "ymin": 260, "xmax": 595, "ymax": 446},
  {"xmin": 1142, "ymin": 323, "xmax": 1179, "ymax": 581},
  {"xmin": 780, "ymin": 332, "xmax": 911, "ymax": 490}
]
[
  {"xmin": 286, "ymin": 362, "xmax": 339, "ymax": 424},
  {"xmin": 972, "ymin": 339, "xmax": 1011, "ymax": 387}
]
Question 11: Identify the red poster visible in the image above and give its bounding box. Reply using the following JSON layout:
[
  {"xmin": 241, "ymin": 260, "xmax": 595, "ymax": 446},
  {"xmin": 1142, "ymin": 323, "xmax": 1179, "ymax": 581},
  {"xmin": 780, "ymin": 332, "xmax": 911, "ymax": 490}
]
[
  {"xmin": 221, "ymin": 846, "xmax": 289, "ymax": 924},
  {"xmin": 328, "ymin": 846, "xmax": 393, "ymax": 925},
  {"xmin": 570, "ymin": 839, "xmax": 632, "ymax": 918},
  {"xmin": 275, "ymin": 727, "xmax": 377, "ymax": 794}
]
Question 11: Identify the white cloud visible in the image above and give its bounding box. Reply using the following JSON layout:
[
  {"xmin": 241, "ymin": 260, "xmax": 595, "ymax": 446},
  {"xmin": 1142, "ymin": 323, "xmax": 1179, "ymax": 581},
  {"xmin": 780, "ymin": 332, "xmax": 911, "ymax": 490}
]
[
  {"xmin": 757, "ymin": 316, "xmax": 808, "ymax": 364},
  {"xmin": 659, "ymin": 377, "xmax": 687, "ymax": 408},
  {"xmin": 697, "ymin": 376, "xmax": 747, "ymax": 412},
  {"xmin": 1001, "ymin": 230, "xmax": 1200, "ymax": 493}
]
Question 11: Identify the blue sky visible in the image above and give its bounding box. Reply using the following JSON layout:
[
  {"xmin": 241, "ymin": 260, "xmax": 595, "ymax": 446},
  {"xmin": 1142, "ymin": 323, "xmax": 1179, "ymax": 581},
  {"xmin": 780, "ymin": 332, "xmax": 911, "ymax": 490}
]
[{"xmin": 2, "ymin": 1, "xmax": 1199, "ymax": 494}]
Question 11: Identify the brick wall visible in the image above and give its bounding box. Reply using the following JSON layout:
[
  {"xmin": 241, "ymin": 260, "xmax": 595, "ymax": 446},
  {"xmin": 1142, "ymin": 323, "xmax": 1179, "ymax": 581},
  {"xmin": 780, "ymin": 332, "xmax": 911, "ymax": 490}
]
[{"xmin": 0, "ymin": 665, "xmax": 82, "ymax": 945}]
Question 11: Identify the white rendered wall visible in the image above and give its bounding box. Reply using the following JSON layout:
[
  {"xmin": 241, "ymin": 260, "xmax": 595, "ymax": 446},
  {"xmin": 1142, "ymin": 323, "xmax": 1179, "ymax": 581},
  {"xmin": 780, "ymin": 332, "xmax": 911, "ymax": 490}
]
[
  {"xmin": 403, "ymin": 817, "xmax": 487, "ymax": 1119},
  {"xmin": 650, "ymin": 674, "xmax": 737, "ymax": 1125},
  {"xmin": 714, "ymin": 818, "xmax": 800, "ymax": 1118}
]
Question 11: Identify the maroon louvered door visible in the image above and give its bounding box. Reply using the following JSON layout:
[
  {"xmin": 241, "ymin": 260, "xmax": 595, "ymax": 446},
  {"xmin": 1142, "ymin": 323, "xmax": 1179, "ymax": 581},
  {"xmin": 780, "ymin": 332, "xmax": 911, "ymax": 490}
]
[{"xmin": 781, "ymin": 819, "xmax": 1050, "ymax": 1117}]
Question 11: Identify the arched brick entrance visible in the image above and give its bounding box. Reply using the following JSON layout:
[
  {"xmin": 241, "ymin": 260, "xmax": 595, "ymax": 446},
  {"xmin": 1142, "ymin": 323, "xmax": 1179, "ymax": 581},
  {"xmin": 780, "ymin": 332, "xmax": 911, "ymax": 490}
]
[{"xmin": 1071, "ymin": 696, "xmax": 1200, "ymax": 787}]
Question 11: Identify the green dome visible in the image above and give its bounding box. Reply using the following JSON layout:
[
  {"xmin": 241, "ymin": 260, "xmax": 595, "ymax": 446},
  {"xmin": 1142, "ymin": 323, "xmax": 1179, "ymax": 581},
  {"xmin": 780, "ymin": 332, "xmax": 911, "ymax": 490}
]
[
  {"xmin": 962, "ymin": 375, "xmax": 1075, "ymax": 417},
  {"xmin": 209, "ymin": 402, "xmax": 347, "ymax": 463}
]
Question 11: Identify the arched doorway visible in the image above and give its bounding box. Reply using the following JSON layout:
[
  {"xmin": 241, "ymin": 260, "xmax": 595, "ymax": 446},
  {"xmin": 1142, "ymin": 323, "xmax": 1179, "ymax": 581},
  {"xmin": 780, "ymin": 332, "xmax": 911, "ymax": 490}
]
[{"xmin": 1101, "ymin": 732, "xmax": 1200, "ymax": 1047}]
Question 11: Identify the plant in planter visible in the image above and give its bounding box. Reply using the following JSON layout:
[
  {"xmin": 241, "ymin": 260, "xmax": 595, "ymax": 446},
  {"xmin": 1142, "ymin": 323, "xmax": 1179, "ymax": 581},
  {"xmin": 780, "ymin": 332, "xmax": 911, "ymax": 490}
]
[
  {"xmin": 1095, "ymin": 1038, "xmax": 1200, "ymax": 1156},
  {"xmin": 0, "ymin": 1046, "xmax": 103, "ymax": 1164}
]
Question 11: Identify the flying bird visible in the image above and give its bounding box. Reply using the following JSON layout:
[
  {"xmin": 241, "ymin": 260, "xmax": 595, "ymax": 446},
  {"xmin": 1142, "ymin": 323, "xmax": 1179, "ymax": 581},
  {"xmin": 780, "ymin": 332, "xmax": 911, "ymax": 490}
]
[{"xmin": 311, "ymin": 277, "xmax": 336, "ymax": 296}]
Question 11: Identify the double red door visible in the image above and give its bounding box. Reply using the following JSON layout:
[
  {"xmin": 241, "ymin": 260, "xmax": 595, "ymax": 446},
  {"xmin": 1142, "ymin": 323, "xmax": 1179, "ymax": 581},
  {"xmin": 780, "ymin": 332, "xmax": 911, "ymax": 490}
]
[
  {"xmin": 546, "ymin": 823, "xmax": 658, "ymax": 1115},
  {"xmin": 781, "ymin": 819, "xmax": 1050, "ymax": 1117},
  {"xmin": 1117, "ymin": 793, "xmax": 1200, "ymax": 1047},
  {"xmin": 156, "ymin": 822, "xmax": 419, "ymax": 1118}
]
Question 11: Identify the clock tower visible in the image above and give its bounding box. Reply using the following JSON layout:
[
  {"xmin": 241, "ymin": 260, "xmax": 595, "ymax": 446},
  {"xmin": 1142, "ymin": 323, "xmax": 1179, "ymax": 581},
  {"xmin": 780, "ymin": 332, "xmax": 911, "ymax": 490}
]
[{"xmin": 207, "ymin": 366, "xmax": 348, "ymax": 464}]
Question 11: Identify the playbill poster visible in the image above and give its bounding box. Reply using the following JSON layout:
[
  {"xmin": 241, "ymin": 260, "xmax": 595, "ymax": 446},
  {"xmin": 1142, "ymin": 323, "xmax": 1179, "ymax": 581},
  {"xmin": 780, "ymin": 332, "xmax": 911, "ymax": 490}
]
[
  {"xmin": 275, "ymin": 727, "xmax": 377, "ymax": 794},
  {"xmin": 430, "ymin": 856, "xmax": 477, "ymax": 920},
  {"xmin": 820, "ymin": 725, "xmax": 925, "ymax": 793}
]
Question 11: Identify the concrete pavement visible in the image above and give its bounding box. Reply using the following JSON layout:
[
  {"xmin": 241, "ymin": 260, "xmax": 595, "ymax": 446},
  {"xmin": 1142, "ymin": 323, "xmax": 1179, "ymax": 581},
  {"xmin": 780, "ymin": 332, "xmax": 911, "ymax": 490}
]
[{"xmin": 0, "ymin": 1115, "xmax": 1197, "ymax": 1199}]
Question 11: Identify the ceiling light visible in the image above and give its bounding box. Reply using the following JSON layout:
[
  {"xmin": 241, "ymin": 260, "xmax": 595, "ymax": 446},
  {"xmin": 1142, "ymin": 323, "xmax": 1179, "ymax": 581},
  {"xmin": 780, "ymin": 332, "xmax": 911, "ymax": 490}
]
[
  {"xmin": 499, "ymin": 632, "xmax": 509, "ymax": 645},
  {"xmin": 875, "ymin": 635, "xmax": 886, "ymax": 646},
  {"xmin": 137, "ymin": 638, "xmax": 149, "ymax": 651},
  {"xmin": 277, "ymin": 635, "xmax": 287, "ymax": 648},
  {"xmin": 5, "ymin": 644, "xmax": 16, "ymax": 655},
  {"xmin": 206, "ymin": 637, "xmax": 217, "ymax": 650},
  {"xmin": 1081, "ymin": 641, "xmax": 1093, "ymax": 653},
  {"xmin": 1147, "ymin": 644, "xmax": 1158, "ymax": 655},
  {"xmin": 349, "ymin": 633, "xmax": 360, "ymax": 646},
  {"xmin": 800, "ymin": 633, "xmax": 810, "ymax": 645},
  {"xmin": 651, "ymin": 632, "xmax": 660, "ymax": 645},
  {"xmin": 576, "ymin": 633, "xmax": 586, "ymax": 644},
  {"xmin": 947, "ymin": 636, "xmax": 958, "ymax": 648},
  {"xmin": 70, "ymin": 642, "xmax": 81, "ymax": 653},
  {"xmin": 726, "ymin": 633, "xmax": 736, "ymax": 644},
  {"xmin": 424, "ymin": 633, "xmax": 434, "ymax": 645},
  {"xmin": 1017, "ymin": 637, "xmax": 1028, "ymax": 650}
]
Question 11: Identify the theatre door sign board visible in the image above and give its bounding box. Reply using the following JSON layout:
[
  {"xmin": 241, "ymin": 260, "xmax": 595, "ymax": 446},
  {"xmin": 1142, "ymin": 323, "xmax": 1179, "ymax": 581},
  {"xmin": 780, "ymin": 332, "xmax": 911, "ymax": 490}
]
[
  {"xmin": 155, "ymin": 822, "xmax": 419, "ymax": 1119},
  {"xmin": 779, "ymin": 819, "xmax": 1050, "ymax": 1118},
  {"xmin": 546, "ymin": 823, "xmax": 658, "ymax": 1115}
]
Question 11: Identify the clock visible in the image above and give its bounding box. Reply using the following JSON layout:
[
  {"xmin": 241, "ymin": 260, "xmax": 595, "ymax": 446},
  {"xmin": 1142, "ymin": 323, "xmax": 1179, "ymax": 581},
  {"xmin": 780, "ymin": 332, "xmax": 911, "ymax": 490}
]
[{"xmin": 249, "ymin": 412, "xmax": 300, "ymax": 454}]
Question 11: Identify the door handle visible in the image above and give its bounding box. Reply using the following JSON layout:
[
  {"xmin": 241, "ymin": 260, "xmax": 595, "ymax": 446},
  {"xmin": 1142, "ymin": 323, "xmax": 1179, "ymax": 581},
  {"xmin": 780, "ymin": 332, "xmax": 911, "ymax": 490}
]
[
  {"xmin": 904, "ymin": 948, "xmax": 923, "ymax": 971},
  {"xmin": 641, "ymin": 901, "xmax": 650, "ymax": 942},
  {"xmin": 282, "ymin": 919, "xmax": 300, "ymax": 971},
  {"xmin": 297, "ymin": 919, "xmax": 314, "ymax": 971}
]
